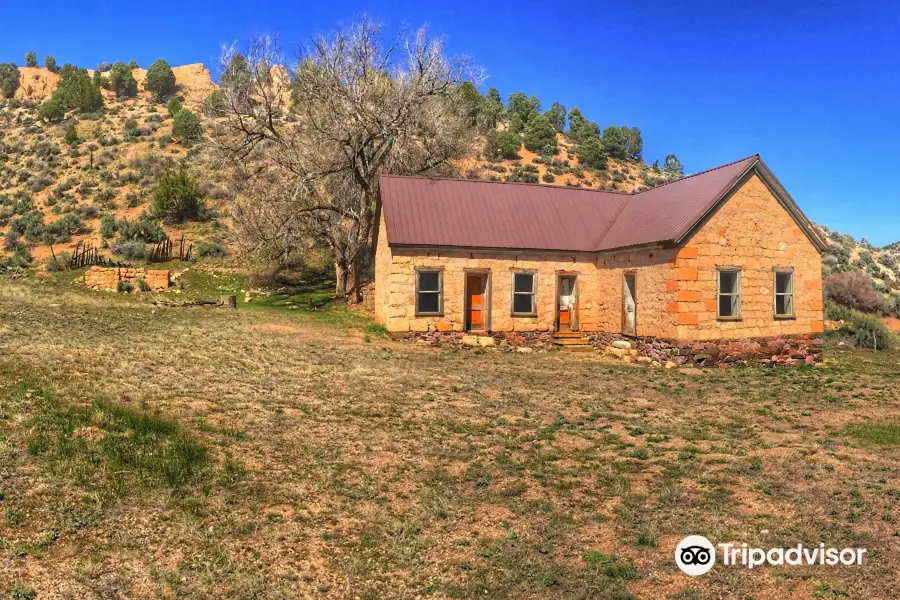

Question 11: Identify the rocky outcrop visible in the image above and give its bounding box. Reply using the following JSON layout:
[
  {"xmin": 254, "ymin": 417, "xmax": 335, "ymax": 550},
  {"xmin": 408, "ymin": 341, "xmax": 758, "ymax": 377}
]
[
  {"xmin": 15, "ymin": 67, "xmax": 60, "ymax": 99},
  {"xmin": 14, "ymin": 63, "xmax": 219, "ymax": 103}
]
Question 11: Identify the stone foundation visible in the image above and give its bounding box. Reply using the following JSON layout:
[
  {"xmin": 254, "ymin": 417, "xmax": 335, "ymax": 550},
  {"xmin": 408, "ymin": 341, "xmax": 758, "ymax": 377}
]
[
  {"xmin": 85, "ymin": 266, "xmax": 171, "ymax": 291},
  {"xmin": 589, "ymin": 332, "xmax": 823, "ymax": 367},
  {"xmin": 398, "ymin": 330, "xmax": 557, "ymax": 350},
  {"xmin": 395, "ymin": 329, "xmax": 823, "ymax": 366}
]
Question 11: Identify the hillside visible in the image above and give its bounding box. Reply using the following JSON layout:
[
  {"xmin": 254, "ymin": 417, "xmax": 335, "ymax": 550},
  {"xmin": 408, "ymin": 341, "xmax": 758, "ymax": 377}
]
[
  {"xmin": 0, "ymin": 63, "xmax": 681, "ymax": 274},
  {"xmin": 0, "ymin": 64, "xmax": 231, "ymax": 267}
]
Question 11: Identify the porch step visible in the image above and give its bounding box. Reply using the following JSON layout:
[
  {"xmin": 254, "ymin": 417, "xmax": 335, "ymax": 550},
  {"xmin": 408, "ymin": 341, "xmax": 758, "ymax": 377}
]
[
  {"xmin": 560, "ymin": 345, "xmax": 595, "ymax": 352},
  {"xmin": 553, "ymin": 332, "xmax": 592, "ymax": 350},
  {"xmin": 555, "ymin": 337, "xmax": 589, "ymax": 345},
  {"xmin": 554, "ymin": 331, "xmax": 586, "ymax": 339}
]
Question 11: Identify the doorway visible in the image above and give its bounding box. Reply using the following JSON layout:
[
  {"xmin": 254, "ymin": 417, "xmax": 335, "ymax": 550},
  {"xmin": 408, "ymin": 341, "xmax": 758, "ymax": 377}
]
[
  {"xmin": 622, "ymin": 272, "xmax": 637, "ymax": 336},
  {"xmin": 557, "ymin": 274, "xmax": 577, "ymax": 331},
  {"xmin": 465, "ymin": 273, "xmax": 489, "ymax": 331}
]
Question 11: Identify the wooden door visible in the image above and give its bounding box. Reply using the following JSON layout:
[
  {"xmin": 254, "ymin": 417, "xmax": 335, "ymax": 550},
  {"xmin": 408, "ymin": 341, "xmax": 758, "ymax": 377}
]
[
  {"xmin": 622, "ymin": 273, "xmax": 636, "ymax": 336},
  {"xmin": 466, "ymin": 275, "xmax": 485, "ymax": 330}
]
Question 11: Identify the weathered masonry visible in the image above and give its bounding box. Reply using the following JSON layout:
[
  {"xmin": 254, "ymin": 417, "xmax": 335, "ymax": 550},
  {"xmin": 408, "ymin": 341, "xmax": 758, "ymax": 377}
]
[{"xmin": 374, "ymin": 155, "xmax": 825, "ymax": 363}]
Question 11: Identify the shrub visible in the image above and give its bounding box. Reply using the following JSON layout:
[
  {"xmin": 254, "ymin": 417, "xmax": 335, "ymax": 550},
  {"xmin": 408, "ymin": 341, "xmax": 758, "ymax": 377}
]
[
  {"xmin": 484, "ymin": 130, "xmax": 521, "ymax": 161},
  {"xmin": 136, "ymin": 278, "xmax": 150, "ymax": 292},
  {"xmin": 63, "ymin": 121, "xmax": 79, "ymax": 145},
  {"xmin": 202, "ymin": 90, "xmax": 227, "ymax": 116},
  {"xmin": 145, "ymin": 59, "xmax": 176, "ymax": 102},
  {"xmin": 116, "ymin": 212, "xmax": 166, "ymax": 243},
  {"xmin": 0, "ymin": 246, "xmax": 33, "ymax": 270},
  {"xmin": 97, "ymin": 62, "xmax": 112, "ymax": 73},
  {"xmin": 507, "ymin": 166, "xmax": 539, "ymax": 183},
  {"xmin": 124, "ymin": 118, "xmax": 139, "ymax": 134},
  {"xmin": 0, "ymin": 63, "xmax": 21, "ymax": 99},
  {"xmin": 195, "ymin": 240, "xmax": 227, "ymax": 257},
  {"xmin": 838, "ymin": 311, "xmax": 896, "ymax": 350},
  {"xmin": 99, "ymin": 214, "xmax": 117, "ymax": 238},
  {"xmin": 112, "ymin": 239, "xmax": 148, "ymax": 262},
  {"xmin": 44, "ymin": 251, "xmax": 71, "ymax": 272},
  {"xmin": 152, "ymin": 168, "xmax": 206, "ymax": 223},
  {"xmin": 45, "ymin": 56, "xmax": 58, "ymax": 72},
  {"xmin": 9, "ymin": 210, "xmax": 45, "ymax": 242},
  {"xmin": 107, "ymin": 62, "xmax": 138, "ymax": 98},
  {"xmin": 167, "ymin": 97, "xmax": 182, "ymax": 117},
  {"xmin": 542, "ymin": 172, "xmax": 555, "ymax": 183},
  {"xmin": 117, "ymin": 279, "xmax": 135, "ymax": 292},
  {"xmin": 825, "ymin": 301, "xmax": 853, "ymax": 321},
  {"xmin": 38, "ymin": 96, "xmax": 65, "ymax": 122},
  {"xmin": 825, "ymin": 269, "xmax": 885, "ymax": 314},
  {"xmin": 171, "ymin": 109, "xmax": 201, "ymax": 143},
  {"xmin": 521, "ymin": 114, "xmax": 557, "ymax": 155}
]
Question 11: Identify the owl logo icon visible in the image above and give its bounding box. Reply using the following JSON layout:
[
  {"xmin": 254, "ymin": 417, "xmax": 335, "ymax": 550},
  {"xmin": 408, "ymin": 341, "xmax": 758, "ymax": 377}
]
[{"xmin": 675, "ymin": 535, "xmax": 716, "ymax": 576}]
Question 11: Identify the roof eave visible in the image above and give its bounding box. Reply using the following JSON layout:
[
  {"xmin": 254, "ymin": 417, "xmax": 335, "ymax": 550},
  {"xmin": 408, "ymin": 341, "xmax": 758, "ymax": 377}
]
[{"xmin": 387, "ymin": 242, "xmax": 599, "ymax": 255}]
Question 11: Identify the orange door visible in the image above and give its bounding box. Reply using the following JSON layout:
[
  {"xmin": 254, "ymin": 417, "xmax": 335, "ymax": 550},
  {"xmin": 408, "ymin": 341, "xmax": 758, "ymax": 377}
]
[{"xmin": 466, "ymin": 275, "xmax": 485, "ymax": 330}]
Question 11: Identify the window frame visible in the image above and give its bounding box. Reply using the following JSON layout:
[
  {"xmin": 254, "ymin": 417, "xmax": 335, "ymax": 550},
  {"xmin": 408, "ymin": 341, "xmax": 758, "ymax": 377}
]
[
  {"xmin": 716, "ymin": 267, "xmax": 742, "ymax": 321},
  {"xmin": 773, "ymin": 267, "xmax": 795, "ymax": 319},
  {"xmin": 510, "ymin": 270, "xmax": 538, "ymax": 317},
  {"xmin": 414, "ymin": 268, "xmax": 444, "ymax": 317}
]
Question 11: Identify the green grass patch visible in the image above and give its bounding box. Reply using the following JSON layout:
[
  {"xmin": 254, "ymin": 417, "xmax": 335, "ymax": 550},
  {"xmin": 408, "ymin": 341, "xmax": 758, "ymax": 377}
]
[
  {"xmin": 843, "ymin": 423, "xmax": 900, "ymax": 446},
  {"xmin": 581, "ymin": 551, "xmax": 641, "ymax": 580},
  {"xmin": 20, "ymin": 381, "xmax": 208, "ymax": 493}
]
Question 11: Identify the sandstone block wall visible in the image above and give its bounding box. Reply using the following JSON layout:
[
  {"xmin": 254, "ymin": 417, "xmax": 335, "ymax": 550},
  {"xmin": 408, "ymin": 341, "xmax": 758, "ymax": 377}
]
[
  {"xmin": 379, "ymin": 246, "xmax": 600, "ymax": 333},
  {"xmin": 668, "ymin": 173, "xmax": 823, "ymax": 340},
  {"xmin": 85, "ymin": 266, "xmax": 171, "ymax": 291},
  {"xmin": 594, "ymin": 248, "xmax": 679, "ymax": 338}
]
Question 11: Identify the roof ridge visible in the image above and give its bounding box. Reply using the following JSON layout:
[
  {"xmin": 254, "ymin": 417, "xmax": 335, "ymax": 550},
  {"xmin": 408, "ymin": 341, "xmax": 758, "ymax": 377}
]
[
  {"xmin": 633, "ymin": 153, "xmax": 759, "ymax": 195},
  {"xmin": 379, "ymin": 173, "xmax": 635, "ymax": 196}
]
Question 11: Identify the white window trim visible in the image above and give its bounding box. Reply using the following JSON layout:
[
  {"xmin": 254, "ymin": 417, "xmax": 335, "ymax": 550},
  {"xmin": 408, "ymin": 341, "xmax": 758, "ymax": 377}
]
[
  {"xmin": 773, "ymin": 268, "xmax": 795, "ymax": 319},
  {"xmin": 716, "ymin": 267, "xmax": 742, "ymax": 320},
  {"xmin": 415, "ymin": 269, "xmax": 443, "ymax": 316},
  {"xmin": 511, "ymin": 271, "xmax": 538, "ymax": 317}
]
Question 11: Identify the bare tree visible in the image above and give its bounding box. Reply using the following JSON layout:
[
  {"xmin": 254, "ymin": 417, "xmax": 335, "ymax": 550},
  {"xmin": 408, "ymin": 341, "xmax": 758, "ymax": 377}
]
[{"xmin": 206, "ymin": 19, "xmax": 483, "ymax": 300}]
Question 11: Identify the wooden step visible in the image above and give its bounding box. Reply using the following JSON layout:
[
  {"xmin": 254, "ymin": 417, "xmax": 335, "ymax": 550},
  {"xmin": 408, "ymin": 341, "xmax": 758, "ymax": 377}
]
[
  {"xmin": 553, "ymin": 331, "xmax": 585, "ymax": 338},
  {"xmin": 560, "ymin": 345, "xmax": 595, "ymax": 352},
  {"xmin": 554, "ymin": 337, "xmax": 590, "ymax": 346}
]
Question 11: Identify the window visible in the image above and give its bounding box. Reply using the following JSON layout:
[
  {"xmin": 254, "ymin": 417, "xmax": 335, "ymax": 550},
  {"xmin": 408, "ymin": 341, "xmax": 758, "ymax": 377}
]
[
  {"xmin": 774, "ymin": 269, "xmax": 794, "ymax": 317},
  {"xmin": 717, "ymin": 268, "xmax": 741, "ymax": 319},
  {"xmin": 415, "ymin": 270, "xmax": 442, "ymax": 315},
  {"xmin": 511, "ymin": 271, "xmax": 537, "ymax": 316}
]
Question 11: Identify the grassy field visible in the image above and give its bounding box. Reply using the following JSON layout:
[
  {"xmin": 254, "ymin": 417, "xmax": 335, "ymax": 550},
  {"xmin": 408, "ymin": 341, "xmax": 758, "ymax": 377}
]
[{"xmin": 1, "ymin": 271, "xmax": 899, "ymax": 599}]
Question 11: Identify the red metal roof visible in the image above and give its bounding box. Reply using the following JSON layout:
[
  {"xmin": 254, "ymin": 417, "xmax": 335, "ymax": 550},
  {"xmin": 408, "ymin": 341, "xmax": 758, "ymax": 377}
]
[
  {"xmin": 381, "ymin": 154, "xmax": 808, "ymax": 253},
  {"xmin": 596, "ymin": 154, "xmax": 758, "ymax": 250}
]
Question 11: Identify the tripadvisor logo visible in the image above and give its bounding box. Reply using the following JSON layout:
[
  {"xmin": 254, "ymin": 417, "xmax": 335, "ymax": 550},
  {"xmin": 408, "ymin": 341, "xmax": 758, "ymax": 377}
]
[
  {"xmin": 675, "ymin": 535, "xmax": 716, "ymax": 576},
  {"xmin": 675, "ymin": 536, "xmax": 867, "ymax": 577}
]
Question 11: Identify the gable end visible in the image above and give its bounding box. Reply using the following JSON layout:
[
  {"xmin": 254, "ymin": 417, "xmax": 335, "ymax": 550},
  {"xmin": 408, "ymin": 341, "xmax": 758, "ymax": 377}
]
[{"xmin": 675, "ymin": 160, "xmax": 827, "ymax": 254}]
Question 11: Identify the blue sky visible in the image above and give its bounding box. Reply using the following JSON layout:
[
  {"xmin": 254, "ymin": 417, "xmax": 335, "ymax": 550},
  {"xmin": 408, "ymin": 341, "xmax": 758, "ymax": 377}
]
[{"xmin": 3, "ymin": 0, "xmax": 897, "ymax": 244}]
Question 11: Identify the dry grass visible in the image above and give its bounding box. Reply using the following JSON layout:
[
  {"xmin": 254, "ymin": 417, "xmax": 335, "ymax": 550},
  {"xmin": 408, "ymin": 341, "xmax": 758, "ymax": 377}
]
[{"xmin": 1, "ymin": 274, "xmax": 900, "ymax": 599}]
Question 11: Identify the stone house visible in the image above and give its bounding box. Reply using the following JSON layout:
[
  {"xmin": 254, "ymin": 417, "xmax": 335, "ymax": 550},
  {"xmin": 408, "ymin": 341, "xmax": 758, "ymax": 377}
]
[{"xmin": 374, "ymin": 155, "xmax": 826, "ymax": 361}]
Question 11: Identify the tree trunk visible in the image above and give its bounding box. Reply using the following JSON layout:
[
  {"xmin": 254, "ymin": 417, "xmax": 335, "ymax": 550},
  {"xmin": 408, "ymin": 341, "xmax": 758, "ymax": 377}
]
[
  {"xmin": 350, "ymin": 257, "xmax": 364, "ymax": 304},
  {"xmin": 334, "ymin": 260, "xmax": 350, "ymax": 298}
]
